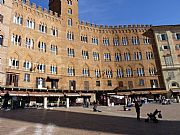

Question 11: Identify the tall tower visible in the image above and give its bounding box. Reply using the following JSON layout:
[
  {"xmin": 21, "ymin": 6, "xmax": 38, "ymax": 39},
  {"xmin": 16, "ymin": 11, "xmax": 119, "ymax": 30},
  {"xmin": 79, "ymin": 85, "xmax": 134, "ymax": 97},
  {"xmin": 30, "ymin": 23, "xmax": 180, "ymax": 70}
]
[
  {"xmin": 49, "ymin": 0, "xmax": 61, "ymax": 14},
  {"xmin": 49, "ymin": 0, "xmax": 78, "ymax": 22}
]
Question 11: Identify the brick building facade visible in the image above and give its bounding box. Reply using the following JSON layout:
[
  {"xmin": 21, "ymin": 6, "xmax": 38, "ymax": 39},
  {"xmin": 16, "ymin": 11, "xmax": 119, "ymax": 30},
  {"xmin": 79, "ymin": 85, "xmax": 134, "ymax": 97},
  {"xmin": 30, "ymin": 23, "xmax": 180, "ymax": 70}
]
[
  {"xmin": 153, "ymin": 25, "xmax": 180, "ymax": 97},
  {"xmin": 0, "ymin": 0, "xmax": 169, "ymax": 107}
]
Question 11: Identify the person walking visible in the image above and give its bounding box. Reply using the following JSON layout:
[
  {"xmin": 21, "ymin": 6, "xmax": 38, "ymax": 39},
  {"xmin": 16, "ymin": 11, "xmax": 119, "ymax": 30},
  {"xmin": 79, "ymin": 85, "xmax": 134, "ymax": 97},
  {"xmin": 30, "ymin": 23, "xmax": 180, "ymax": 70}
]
[
  {"xmin": 93, "ymin": 101, "xmax": 97, "ymax": 112},
  {"xmin": 3, "ymin": 91, "xmax": 11, "ymax": 110},
  {"xmin": 135, "ymin": 101, "xmax": 141, "ymax": 120}
]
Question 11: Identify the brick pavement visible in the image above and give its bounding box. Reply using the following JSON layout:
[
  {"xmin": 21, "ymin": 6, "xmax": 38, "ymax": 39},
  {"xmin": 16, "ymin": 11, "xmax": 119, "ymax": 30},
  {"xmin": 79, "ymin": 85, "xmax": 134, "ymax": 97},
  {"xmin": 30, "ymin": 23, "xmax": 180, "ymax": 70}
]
[{"xmin": 0, "ymin": 103, "xmax": 180, "ymax": 135}]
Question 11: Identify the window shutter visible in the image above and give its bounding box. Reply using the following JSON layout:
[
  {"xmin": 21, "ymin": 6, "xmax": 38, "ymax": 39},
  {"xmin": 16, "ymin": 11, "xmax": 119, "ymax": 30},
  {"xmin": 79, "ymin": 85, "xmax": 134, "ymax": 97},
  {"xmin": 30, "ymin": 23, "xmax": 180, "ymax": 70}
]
[
  {"xmin": 42, "ymin": 78, "xmax": 45, "ymax": 88},
  {"xmin": 18, "ymin": 36, "xmax": 21, "ymax": 45},
  {"xmin": 29, "ymin": 62, "xmax": 32, "ymax": 69},
  {"xmin": 14, "ymin": 75, "xmax": 19, "ymax": 87},
  {"xmin": 36, "ymin": 78, "xmax": 38, "ymax": 88},
  {"xmin": 67, "ymin": 32, "xmax": 69, "ymax": 39},
  {"xmin": 0, "ymin": 35, "xmax": 3, "ymax": 45},
  {"xmin": 84, "ymin": 81, "xmax": 89, "ymax": 90},
  {"xmin": 6, "ymin": 74, "xmax": 10, "ymax": 86},
  {"xmin": 168, "ymin": 45, "xmax": 170, "ymax": 50},
  {"xmin": 23, "ymin": 61, "xmax": 26, "ymax": 68},
  {"xmin": 56, "ymin": 30, "xmax": 58, "ymax": 36},
  {"xmin": 44, "ymin": 65, "xmax": 46, "ymax": 72},
  {"xmin": 73, "ymin": 69, "xmax": 75, "ymax": 76},
  {"xmin": 13, "ymin": 15, "xmax": 16, "ymax": 23},
  {"xmin": 55, "ymin": 67, "xmax": 57, "ymax": 73},
  {"xmin": 69, "ymin": 80, "xmax": 72, "ymax": 90},
  {"xmin": 175, "ymin": 45, "xmax": 180, "ymax": 50},
  {"xmin": 172, "ymin": 33, "xmax": 176, "ymax": 40},
  {"xmin": 9, "ymin": 59, "xmax": 12, "ymax": 66},
  {"xmin": 44, "ymin": 44, "xmax": 46, "ymax": 52},
  {"xmin": 11, "ymin": 34, "xmax": 14, "ymax": 42},
  {"xmin": 26, "ymin": 20, "xmax": 29, "ymax": 27},
  {"xmin": 164, "ymin": 34, "xmax": 168, "ymax": 40},
  {"xmin": 32, "ymin": 22, "xmax": 35, "ymax": 29},
  {"xmin": 28, "ymin": 74, "xmax": 30, "ymax": 82},
  {"xmin": 160, "ymin": 46, "xmax": 163, "ymax": 51},
  {"xmin": 72, "ymin": 33, "xmax": 74, "ymax": 40},
  {"xmin": 73, "ymin": 81, "xmax": 76, "ymax": 90},
  {"xmin": 16, "ymin": 61, "xmax": 19, "ymax": 68},
  {"xmin": 38, "ymin": 42, "xmax": 40, "ymax": 48},
  {"xmin": 39, "ymin": 25, "xmax": 41, "ymax": 31},
  {"xmin": 157, "ymin": 35, "xmax": 161, "ymax": 41},
  {"xmin": 20, "ymin": 17, "xmax": 22, "ymax": 25},
  {"xmin": 45, "ymin": 26, "xmax": 47, "ymax": 33}
]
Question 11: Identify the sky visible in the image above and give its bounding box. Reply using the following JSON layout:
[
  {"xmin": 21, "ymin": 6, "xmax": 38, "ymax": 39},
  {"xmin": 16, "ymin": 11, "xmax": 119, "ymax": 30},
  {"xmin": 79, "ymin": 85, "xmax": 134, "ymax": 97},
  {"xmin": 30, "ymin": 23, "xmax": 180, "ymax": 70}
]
[{"xmin": 31, "ymin": 0, "xmax": 180, "ymax": 26}]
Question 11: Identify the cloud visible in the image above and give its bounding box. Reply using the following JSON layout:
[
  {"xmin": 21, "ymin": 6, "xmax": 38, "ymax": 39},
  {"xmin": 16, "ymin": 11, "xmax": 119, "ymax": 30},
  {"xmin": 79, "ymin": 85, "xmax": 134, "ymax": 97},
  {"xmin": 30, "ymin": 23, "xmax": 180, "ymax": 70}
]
[
  {"xmin": 79, "ymin": 0, "xmax": 125, "ymax": 24},
  {"xmin": 79, "ymin": 0, "xmax": 125, "ymax": 15}
]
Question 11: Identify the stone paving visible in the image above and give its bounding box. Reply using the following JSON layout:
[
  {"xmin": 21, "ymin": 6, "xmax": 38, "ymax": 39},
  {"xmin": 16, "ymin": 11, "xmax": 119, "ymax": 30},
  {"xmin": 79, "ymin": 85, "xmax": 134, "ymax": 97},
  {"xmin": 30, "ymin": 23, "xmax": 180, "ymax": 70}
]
[{"xmin": 0, "ymin": 103, "xmax": 180, "ymax": 135}]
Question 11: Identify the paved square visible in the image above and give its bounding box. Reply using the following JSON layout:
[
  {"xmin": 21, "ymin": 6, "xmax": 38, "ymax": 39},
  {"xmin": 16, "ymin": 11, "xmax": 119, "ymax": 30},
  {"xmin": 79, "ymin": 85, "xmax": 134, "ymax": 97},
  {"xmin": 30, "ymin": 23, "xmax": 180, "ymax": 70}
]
[{"xmin": 0, "ymin": 103, "xmax": 180, "ymax": 135}]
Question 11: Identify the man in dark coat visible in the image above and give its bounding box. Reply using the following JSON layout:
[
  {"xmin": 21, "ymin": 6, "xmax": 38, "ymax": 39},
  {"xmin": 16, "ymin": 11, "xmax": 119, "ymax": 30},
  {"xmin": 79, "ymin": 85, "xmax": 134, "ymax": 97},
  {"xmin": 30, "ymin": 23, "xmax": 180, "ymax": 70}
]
[
  {"xmin": 3, "ymin": 91, "xmax": 10, "ymax": 110},
  {"xmin": 135, "ymin": 101, "xmax": 141, "ymax": 120}
]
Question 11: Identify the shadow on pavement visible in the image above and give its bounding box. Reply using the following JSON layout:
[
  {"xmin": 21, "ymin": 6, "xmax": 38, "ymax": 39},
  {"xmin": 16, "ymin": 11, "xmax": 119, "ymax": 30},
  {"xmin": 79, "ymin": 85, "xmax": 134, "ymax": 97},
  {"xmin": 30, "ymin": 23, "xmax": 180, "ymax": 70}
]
[{"xmin": 0, "ymin": 108, "xmax": 180, "ymax": 135}]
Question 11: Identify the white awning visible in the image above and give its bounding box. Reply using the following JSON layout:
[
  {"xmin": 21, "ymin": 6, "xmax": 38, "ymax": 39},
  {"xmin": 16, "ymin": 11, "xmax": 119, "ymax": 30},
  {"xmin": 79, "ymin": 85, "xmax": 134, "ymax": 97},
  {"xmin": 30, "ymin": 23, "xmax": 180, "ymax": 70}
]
[
  {"xmin": 65, "ymin": 93, "xmax": 80, "ymax": 97},
  {"xmin": 47, "ymin": 93, "xmax": 64, "ymax": 97},
  {"xmin": 117, "ymin": 92, "xmax": 131, "ymax": 96},
  {"xmin": 10, "ymin": 93, "xmax": 28, "ymax": 96},
  {"xmin": 81, "ymin": 93, "xmax": 93, "ymax": 96}
]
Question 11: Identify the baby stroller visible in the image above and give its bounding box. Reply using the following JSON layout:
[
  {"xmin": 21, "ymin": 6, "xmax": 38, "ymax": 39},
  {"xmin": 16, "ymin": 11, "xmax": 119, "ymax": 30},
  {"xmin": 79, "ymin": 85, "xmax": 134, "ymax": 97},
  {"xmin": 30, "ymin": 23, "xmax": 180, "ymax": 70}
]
[{"xmin": 145, "ymin": 109, "xmax": 162, "ymax": 123}]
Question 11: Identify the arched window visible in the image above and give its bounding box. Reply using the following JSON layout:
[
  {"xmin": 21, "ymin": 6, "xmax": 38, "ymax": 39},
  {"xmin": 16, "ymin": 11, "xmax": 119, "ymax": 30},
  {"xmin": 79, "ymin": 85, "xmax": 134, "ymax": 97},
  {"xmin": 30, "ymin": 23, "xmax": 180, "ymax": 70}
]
[
  {"xmin": 171, "ymin": 82, "xmax": 179, "ymax": 88},
  {"xmin": 103, "ymin": 37, "xmax": 110, "ymax": 46},
  {"xmin": 93, "ymin": 52, "xmax": 99, "ymax": 61},
  {"xmin": 67, "ymin": 0, "xmax": 72, "ymax": 5},
  {"xmin": 38, "ymin": 41, "xmax": 46, "ymax": 52},
  {"xmin": 149, "ymin": 66, "xmax": 156, "ymax": 76},
  {"xmin": 136, "ymin": 64, "xmax": 145, "ymax": 76},
  {"xmin": 134, "ymin": 52, "xmax": 142, "ymax": 60},
  {"xmin": 105, "ymin": 69, "xmax": 113, "ymax": 78},
  {"xmin": 0, "ymin": 35, "xmax": 3, "ymax": 46},
  {"xmin": 113, "ymin": 37, "xmax": 119, "ymax": 46},
  {"xmin": 67, "ymin": 31, "xmax": 74, "ymax": 40},
  {"xmin": 115, "ymin": 52, "xmax": 122, "ymax": 62},
  {"xmin": 37, "ymin": 63, "xmax": 46, "ymax": 73},
  {"xmin": 68, "ymin": 66, "xmax": 75, "ymax": 76},
  {"xmin": 132, "ymin": 36, "xmax": 140, "ymax": 45},
  {"xmin": 13, "ymin": 13, "xmax": 23, "ymax": 25},
  {"xmin": 82, "ymin": 50, "xmax": 89, "ymax": 59},
  {"xmin": 122, "ymin": 37, "xmax": 128, "ymax": 45},
  {"xmin": 117, "ymin": 68, "xmax": 124, "ymax": 78},
  {"xmin": 82, "ymin": 67, "xmax": 89, "ymax": 77},
  {"xmin": 50, "ymin": 64, "xmax": 57, "ymax": 74},
  {"xmin": 124, "ymin": 52, "xmax": 131, "ymax": 61},
  {"xmin": 23, "ymin": 60, "xmax": 32, "ymax": 70},
  {"xmin": 68, "ymin": 18, "xmax": 72, "ymax": 26},
  {"xmin": 94, "ymin": 69, "xmax": 101, "ymax": 78},
  {"xmin": 25, "ymin": 37, "xmax": 34, "ymax": 49},
  {"xmin": 126, "ymin": 67, "xmax": 133, "ymax": 77},
  {"xmin": 104, "ymin": 52, "xmax": 111, "ymax": 61},
  {"xmin": 137, "ymin": 68, "xmax": 144, "ymax": 76},
  {"xmin": 68, "ymin": 8, "xmax": 72, "ymax": 14},
  {"xmin": 92, "ymin": 37, "xmax": 98, "ymax": 45}
]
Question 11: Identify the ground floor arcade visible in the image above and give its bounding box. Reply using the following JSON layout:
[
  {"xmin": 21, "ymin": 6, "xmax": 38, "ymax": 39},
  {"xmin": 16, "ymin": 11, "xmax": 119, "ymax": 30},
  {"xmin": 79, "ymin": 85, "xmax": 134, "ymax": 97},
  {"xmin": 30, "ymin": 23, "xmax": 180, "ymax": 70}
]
[{"xmin": 0, "ymin": 87, "xmax": 172, "ymax": 109}]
